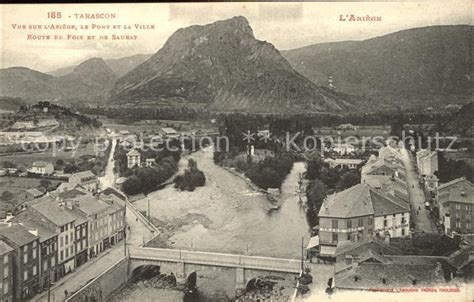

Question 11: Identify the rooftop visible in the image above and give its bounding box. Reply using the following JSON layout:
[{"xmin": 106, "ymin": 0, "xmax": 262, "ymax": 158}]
[
  {"xmin": 127, "ymin": 149, "xmax": 140, "ymax": 156},
  {"xmin": 336, "ymin": 262, "xmax": 446, "ymax": 290},
  {"xmin": 32, "ymin": 161, "xmax": 51, "ymax": 167},
  {"xmin": 0, "ymin": 240, "xmax": 13, "ymax": 256},
  {"xmin": 71, "ymin": 170, "xmax": 96, "ymax": 180},
  {"xmin": 31, "ymin": 198, "xmax": 76, "ymax": 226},
  {"xmin": 438, "ymin": 177, "xmax": 473, "ymax": 205},
  {"xmin": 10, "ymin": 211, "xmax": 57, "ymax": 242},
  {"xmin": 0, "ymin": 223, "xmax": 38, "ymax": 247},
  {"xmin": 73, "ymin": 195, "xmax": 110, "ymax": 216},
  {"xmin": 318, "ymin": 184, "xmax": 409, "ymax": 219}
]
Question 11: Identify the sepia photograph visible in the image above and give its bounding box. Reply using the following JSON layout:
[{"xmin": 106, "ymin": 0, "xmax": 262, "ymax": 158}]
[{"xmin": 0, "ymin": 1, "xmax": 472, "ymax": 301}]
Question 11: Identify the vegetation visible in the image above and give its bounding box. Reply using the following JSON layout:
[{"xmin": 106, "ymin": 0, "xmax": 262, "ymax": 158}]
[
  {"xmin": 436, "ymin": 152, "xmax": 474, "ymax": 183},
  {"xmin": 122, "ymin": 156, "xmax": 179, "ymax": 196},
  {"xmin": 244, "ymin": 155, "xmax": 294, "ymax": 190},
  {"xmin": 304, "ymin": 154, "xmax": 361, "ymax": 228},
  {"xmin": 174, "ymin": 159, "xmax": 206, "ymax": 191}
]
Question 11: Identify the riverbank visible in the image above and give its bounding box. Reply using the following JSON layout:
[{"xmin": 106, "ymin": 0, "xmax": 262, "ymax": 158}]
[{"xmin": 134, "ymin": 146, "xmax": 310, "ymax": 258}]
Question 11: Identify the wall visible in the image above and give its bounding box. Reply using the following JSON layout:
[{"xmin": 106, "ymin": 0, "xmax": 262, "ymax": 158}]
[
  {"xmin": 65, "ymin": 257, "xmax": 129, "ymax": 302},
  {"xmin": 374, "ymin": 212, "xmax": 410, "ymax": 238}
]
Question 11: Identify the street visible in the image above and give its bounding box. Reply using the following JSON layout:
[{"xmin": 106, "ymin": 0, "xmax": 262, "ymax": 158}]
[{"xmin": 399, "ymin": 148, "xmax": 438, "ymax": 233}]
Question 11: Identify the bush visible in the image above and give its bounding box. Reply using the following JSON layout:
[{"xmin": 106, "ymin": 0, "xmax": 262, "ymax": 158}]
[{"xmin": 174, "ymin": 159, "xmax": 206, "ymax": 191}]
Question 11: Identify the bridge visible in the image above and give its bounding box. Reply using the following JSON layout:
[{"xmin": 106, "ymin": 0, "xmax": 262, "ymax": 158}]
[{"xmin": 128, "ymin": 246, "xmax": 302, "ymax": 296}]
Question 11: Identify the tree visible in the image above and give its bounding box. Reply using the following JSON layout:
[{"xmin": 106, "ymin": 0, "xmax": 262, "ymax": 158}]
[
  {"xmin": 305, "ymin": 180, "xmax": 327, "ymax": 228},
  {"xmin": 1, "ymin": 191, "xmax": 14, "ymax": 201},
  {"xmin": 305, "ymin": 155, "xmax": 324, "ymax": 180},
  {"xmin": 39, "ymin": 179, "xmax": 52, "ymax": 190},
  {"xmin": 336, "ymin": 171, "xmax": 361, "ymax": 192}
]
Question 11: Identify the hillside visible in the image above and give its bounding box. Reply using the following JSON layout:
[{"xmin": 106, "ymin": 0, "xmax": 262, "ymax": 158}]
[
  {"xmin": 111, "ymin": 16, "xmax": 354, "ymax": 114},
  {"xmin": 48, "ymin": 54, "xmax": 152, "ymax": 77},
  {"xmin": 282, "ymin": 25, "xmax": 473, "ymax": 109},
  {"xmin": 0, "ymin": 58, "xmax": 116, "ymax": 104}
]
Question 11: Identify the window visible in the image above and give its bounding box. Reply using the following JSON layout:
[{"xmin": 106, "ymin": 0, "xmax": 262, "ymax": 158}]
[
  {"xmin": 82, "ymin": 228, "xmax": 86, "ymax": 237},
  {"xmin": 32, "ymin": 248, "xmax": 37, "ymax": 259},
  {"xmin": 358, "ymin": 218, "xmax": 363, "ymax": 227},
  {"xmin": 60, "ymin": 251, "xmax": 63, "ymax": 262},
  {"xmin": 455, "ymin": 204, "xmax": 461, "ymax": 210},
  {"xmin": 24, "ymin": 270, "xmax": 28, "ymax": 281},
  {"xmin": 33, "ymin": 241, "xmax": 37, "ymax": 248},
  {"xmin": 383, "ymin": 218, "xmax": 388, "ymax": 227},
  {"xmin": 70, "ymin": 222, "xmax": 74, "ymax": 229},
  {"xmin": 23, "ymin": 253, "xmax": 27, "ymax": 264},
  {"xmin": 60, "ymin": 226, "xmax": 65, "ymax": 232},
  {"xmin": 402, "ymin": 228, "xmax": 406, "ymax": 236},
  {"xmin": 65, "ymin": 249, "xmax": 69, "ymax": 258},
  {"xmin": 347, "ymin": 220, "xmax": 352, "ymax": 228},
  {"xmin": 332, "ymin": 220, "xmax": 338, "ymax": 229},
  {"xmin": 4, "ymin": 266, "xmax": 8, "ymax": 278},
  {"xmin": 456, "ymin": 222, "xmax": 461, "ymax": 228},
  {"xmin": 43, "ymin": 262, "xmax": 47, "ymax": 272},
  {"xmin": 368, "ymin": 217, "xmax": 373, "ymax": 225},
  {"xmin": 70, "ymin": 246, "xmax": 73, "ymax": 255},
  {"xmin": 65, "ymin": 234, "xmax": 68, "ymax": 245},
  {"xmin": 467, "ymin": 223, "xmax": 471, "ymax": 230},
  {"xmin": 4, "ymin": 280, "xmax": 8, "ymax": 294},
  {"xmin": 3, "ymin": 255, "xmax": 8, "ymax": 265},
  {"xmin": 51, "ymin": 255, "xmax": 55, "ymax": 266},
  {"xmin": 332, "ymin": 233, "xmax": 338, "ymax": 243},
  {"xmin": 33, "ymin": 265, "xmax": 37, "ymax": 276},
  {"xmin": 60, "ymin": 237, "xmax": 63, "ymax": 247},
  {"xmin": 23, "ymin": 245, "xmax": 28, "ymax": 253},
  {"xmin": 347, "ymin": 233, "xmax": 351, "ymax": 240}
]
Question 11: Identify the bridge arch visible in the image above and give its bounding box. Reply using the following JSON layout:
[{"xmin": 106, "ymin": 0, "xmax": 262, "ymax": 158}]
[
  {"xmin": 246, "ymin": 278, "xmax": 257, "ymax": 291},
  {"xmin": 186, "ymin": 271, "xmax": 197, "ymax": 289},
  {"xmin": 130, "ymin": 264, "xmax": 162, "ymax": 282}
]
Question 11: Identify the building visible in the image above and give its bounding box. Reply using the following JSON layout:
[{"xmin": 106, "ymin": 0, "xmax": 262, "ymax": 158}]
[
  {"xmin": 30, "ymin": 199, "xmax": 77, "ymax": 279},
  {"xmin": 437, "ymin": 178, "xmax": 473, "ymax": 235},
  {"xmin": 324, "ymin": 158, "xmax": 363, "ymax": 170},
  {"xmin": 72, "ymin": 195, "xmax": 111, "ymax": 258},
  {"xmin": 0, "ymin": 240, "xmax": 14, "ymax": 302},
  {"xmin": 318, "ymin": 184, "xmax": 410, "ymax": 258},
  {"xmin": 159, "ymin": 127, "xmax": 179, "ymax": 139},
  {"xmin": 416, "ymin": 150, "xmax": 438, "ymax": 176},
  {"xmin": 332, "ymin": 143, "xmax": 355, "ymax": 155},
  {"xmin": 145, "ymin": 158, "xmax": 156, "ymax": 168},
  {"xmin": 64, "ymin": 203, "xmax": 89, "ymax": 269},
  {"xmin": 126, "ymin": 149, "xmax": 141, "ymax": 169},
  {"xmin": 29, "ymin": 161, "xmax": 54, "ymax": 175},
  {"xmin": 68, "ymin": 171, "xmax": 98, "ymax": 193},
  {"xmin": 99, "ymin": 193, "xmax": 126, "ymax": 246},
  {"xmin": 0, "ymin": 224, "xmax": 40, "ymax": 301},
  {"xmin": 10, "ymin": 210, "xmax": 58, "ymax": 291}
]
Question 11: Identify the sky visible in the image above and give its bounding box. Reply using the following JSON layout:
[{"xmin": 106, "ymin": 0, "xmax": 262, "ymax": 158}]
[{"xmin": 1, "ymin": 1, "xmax": 472, "ymax": 72}]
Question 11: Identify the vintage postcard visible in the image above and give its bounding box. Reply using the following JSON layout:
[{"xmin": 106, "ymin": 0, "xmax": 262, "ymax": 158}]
[{"xmin": 0, "ymin": 2, "xmax": 472, "ymax": 302}]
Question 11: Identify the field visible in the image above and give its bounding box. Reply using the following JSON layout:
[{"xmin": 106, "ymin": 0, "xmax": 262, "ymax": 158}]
[
  {"xmin": 0, "ymin": 142, "xmax": 101, "ymax": 168},
  {"xmin": 0, "ymin": 176, "xmax": 62, "ymax": 194}
]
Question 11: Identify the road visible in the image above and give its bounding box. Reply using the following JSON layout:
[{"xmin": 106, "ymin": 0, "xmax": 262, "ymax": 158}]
[
  {"xmin": 98, "ymin": 138, "xmax": 117, "ymax": 190},
  {"xmin": 399, "ymin": 148, "xmax": 437, "ymax": 233}
]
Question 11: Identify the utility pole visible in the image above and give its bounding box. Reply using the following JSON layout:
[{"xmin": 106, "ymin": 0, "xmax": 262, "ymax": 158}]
[
  {"xmin": 47, "ymin": 268, "xmax": 51, "ymax": 302},
  {"xmin": 301, "ymin": 237, "xmax": 304, "ymax": 272},
  {"xmin": 147, "ymin": 197, "xmax": 150, "ymax": 221},
  {"xmin": 124, "ymin": 199, "xmax": 127, "ymax": 257}
]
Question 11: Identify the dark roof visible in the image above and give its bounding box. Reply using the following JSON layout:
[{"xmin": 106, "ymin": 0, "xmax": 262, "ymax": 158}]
[
  {"xmin": 26, "ymin": 188, "xmax": 44, "ymax": 198},
  {"xmin": 438, "ymin": 177, "xmax": 473, "ymax": 205},
  {"xmin": 336, "ymin": 262, "xmax": 446, "ymax": 290},
  {"xmin": 0, "ymin": 224, "xmax": 38, "ymax": 247},
  {"xmin": 319, "ymin": 184, "xmax": 374, "ymax": 218},
  {"xmin": 318, "ymin": 184, "xmax": 409, "ymax": 219},
  {"xmin": 10, "ymin": 210, "xmax": 57, "ymax": 242},
  {"xmin": 31, "ymin": 199, "xmax": 76, "ymax": 226},
  {"xmin": 0, "ymin": 240, "xmax": 14, "ymax": 256}
]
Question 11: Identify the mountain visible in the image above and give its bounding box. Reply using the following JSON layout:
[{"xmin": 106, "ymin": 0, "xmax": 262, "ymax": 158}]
[
  {"xmin": 282, "ymin": 25, "xmax": 473, "ymax": 109},
  {"xmin": 111, "ymin": 16, "xmax": 354, "ymax": 114},
  {"xmin": 48, "ymin": 54, "xmax": 152, "ymax": 77},
  {"xmin": 0, "ymin": 58, "xmax": 116, "ymax": 103}
]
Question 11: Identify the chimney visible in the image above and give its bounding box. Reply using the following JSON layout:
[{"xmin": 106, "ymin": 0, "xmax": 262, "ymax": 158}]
[{"xmin": 28, "ymin": 229, "xmax": 39, "ymax": 236}]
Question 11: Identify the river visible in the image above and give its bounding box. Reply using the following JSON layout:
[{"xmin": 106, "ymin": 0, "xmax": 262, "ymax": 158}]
[{"xmin": 134, "ymin": 146, "xmax": 311, "ymax": 258}]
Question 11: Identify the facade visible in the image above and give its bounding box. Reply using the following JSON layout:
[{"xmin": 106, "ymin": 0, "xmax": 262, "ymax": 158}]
[
  {"xmin": 31, "ymin": 199, "xmax": 77, "ymax": 279},
  {"xmin": 100, "ymin": 194, "xmax": 126, "ymax": 246},
  {"xmin": 159, "ymin": 127, "xmax": 179, "ymax": 139},
  {"xmin": 126, "ymin": 149, "xmax": 141, "ymax": 169},
  {"xmin": 437, "ymin": 178, "xmax": 473, "ymax": 235},
  {"xmin": 10, "ymin": 210, "xmax": 59, "ymax": 291},
  {"xmin": 64, "ymin": 203, "xmax": 89, "ymax": 268},
  {"xmin": 0, "ymin": 241, "xmax": 14, "ymax": 302},
  {"xmin": 68, "ymin": 171, "xmax": 98, "ymax": 193},
  {"xmin": 318, "ymin": 184, "xmax": 410, "ymax": 258},
  {"xmin": 73, "ymin": 195, "xmax": 111, "ymax": 258},
  {"xmin": 325, "ymin": 158, "xmax": 362, "ymax": 170},
  {"xmin": 29, "ymin": 161, "xmax": 54, "ymax": 175},
  {"xmin": 0, "ymin": 224, "xmax": 40, "ymax": 301},
  {"xmin": 416, "ymin": 150, "xmax": 438, "ymax": 176},
  {"xmin": 145, "ymin": 158, "xmax": 156, "ymax": 167},
  {"xmin": 332, "ymin": 143, "xmax": 355, "ymax": 155}
]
